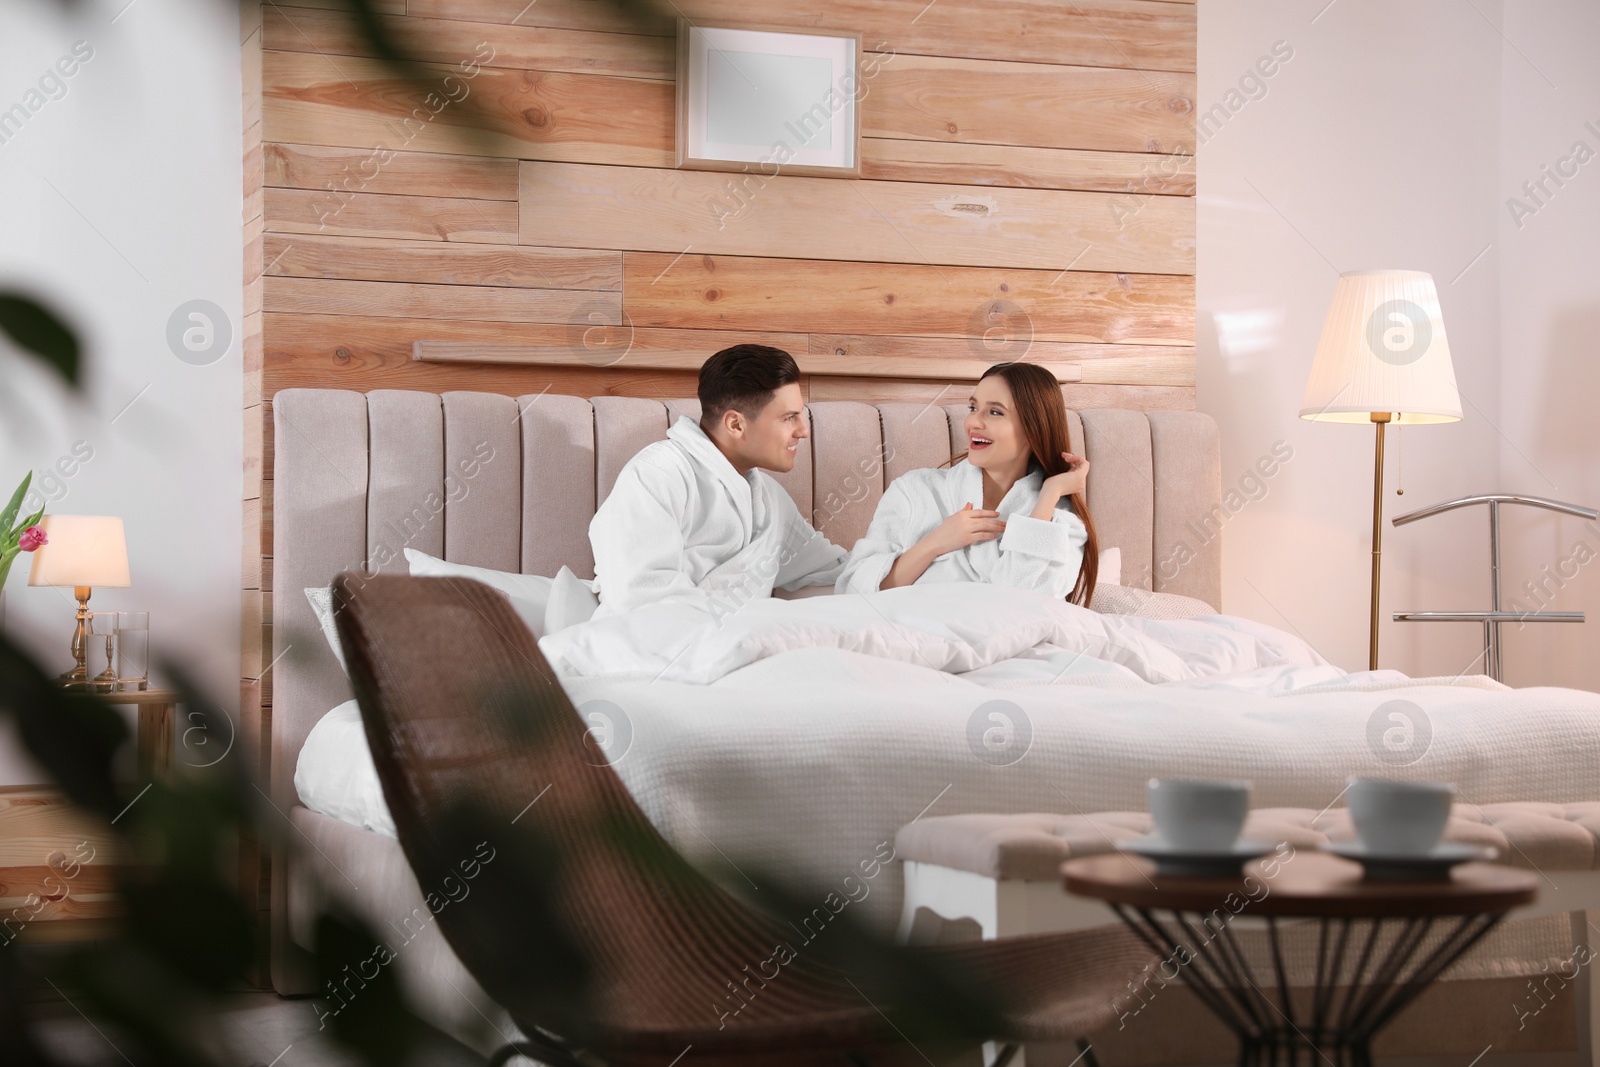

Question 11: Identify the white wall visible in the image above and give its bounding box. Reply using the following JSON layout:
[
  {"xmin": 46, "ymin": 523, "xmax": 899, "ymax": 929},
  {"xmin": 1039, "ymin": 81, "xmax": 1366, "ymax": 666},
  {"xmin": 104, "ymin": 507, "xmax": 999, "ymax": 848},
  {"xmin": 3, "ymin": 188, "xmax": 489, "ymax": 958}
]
[
  {"xmin": 0, "ymin": 0, "xmax": 243, "ymax": 783},
  {"xmin": 1495, "ymin": 0, "xmax": 1600, "ymax": 691},
  {"xmin": 1197, "ymin": 0, "xmax": 1513, "ymax": 679}
]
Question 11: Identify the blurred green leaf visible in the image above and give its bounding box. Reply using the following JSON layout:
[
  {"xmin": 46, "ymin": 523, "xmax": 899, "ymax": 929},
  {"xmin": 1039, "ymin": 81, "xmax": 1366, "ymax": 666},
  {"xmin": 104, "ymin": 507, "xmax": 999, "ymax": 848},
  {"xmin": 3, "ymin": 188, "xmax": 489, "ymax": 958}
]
[
  {"xmin": 0, "ymin": 633, "xmax": 129, "ymax": 822},
  {"xmin": 312, "ymin": 910, "xmax": 486, "ymax": 1067},
  {"xmin": 0, "ymin": 292, "xmax": 79, "ymax": 388}
]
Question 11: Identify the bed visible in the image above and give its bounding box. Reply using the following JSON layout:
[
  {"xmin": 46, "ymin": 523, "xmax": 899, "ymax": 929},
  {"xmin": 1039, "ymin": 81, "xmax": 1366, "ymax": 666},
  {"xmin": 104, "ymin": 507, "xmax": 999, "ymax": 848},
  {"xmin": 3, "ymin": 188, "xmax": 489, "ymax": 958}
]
[{"xmin": 270, "ymin": 387, "xmax": 1600, "ymax": 1059}]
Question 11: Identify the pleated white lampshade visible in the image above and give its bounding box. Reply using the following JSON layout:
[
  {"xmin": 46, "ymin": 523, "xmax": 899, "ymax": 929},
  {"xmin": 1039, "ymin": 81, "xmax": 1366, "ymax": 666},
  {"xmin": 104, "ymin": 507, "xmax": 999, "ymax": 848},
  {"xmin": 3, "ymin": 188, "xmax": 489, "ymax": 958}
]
[
  {"xmin": 1300, "ymin": 270, "xmax": 1462, "ymax": 424},
  {"xmin": 27, "ymin": 515, "xmax": 131, "ymax": 588}
]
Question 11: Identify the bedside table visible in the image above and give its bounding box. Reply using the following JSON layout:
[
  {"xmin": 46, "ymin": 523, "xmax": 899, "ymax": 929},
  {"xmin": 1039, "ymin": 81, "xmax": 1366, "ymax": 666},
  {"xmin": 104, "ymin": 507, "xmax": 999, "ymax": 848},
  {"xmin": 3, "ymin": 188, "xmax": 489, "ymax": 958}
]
[
  {"xmin": 95, "ymin": 686, "xmax": 180, "ymax": 782},
  {"xmin": 0, "ymin": 687, "xmax": 181, "ymax": 944}
]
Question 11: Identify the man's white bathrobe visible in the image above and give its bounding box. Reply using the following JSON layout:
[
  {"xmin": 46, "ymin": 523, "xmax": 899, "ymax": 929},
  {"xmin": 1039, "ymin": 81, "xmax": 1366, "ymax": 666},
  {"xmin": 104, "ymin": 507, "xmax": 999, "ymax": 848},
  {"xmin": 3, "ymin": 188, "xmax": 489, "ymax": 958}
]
[
  {"xmin": 837, "ymin": 462, "xmax": 1088, "ymax": 597},
  {"xmin": 589, "ymin": 417, "xmax": 847, "ymax": 618}
]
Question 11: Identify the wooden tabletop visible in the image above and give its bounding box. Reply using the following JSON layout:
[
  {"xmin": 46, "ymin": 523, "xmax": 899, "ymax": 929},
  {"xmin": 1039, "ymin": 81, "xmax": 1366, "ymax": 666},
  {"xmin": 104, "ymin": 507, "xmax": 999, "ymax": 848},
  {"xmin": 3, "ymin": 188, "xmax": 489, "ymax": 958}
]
[
  {"xmin": 86, "ymin": 688, "xmax": 177, "ymax": 705},
  {"xmin": 1063, "ymin": 851, "xmax": 1538, "ymax": 918}
]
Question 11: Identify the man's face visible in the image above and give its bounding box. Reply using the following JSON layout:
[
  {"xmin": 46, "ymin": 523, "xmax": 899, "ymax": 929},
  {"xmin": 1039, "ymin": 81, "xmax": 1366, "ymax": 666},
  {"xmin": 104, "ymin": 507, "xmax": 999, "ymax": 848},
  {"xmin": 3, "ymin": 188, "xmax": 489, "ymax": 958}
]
[{"xmin": 722, "ymin": 383, "xmax": 808, "ymax": 474}]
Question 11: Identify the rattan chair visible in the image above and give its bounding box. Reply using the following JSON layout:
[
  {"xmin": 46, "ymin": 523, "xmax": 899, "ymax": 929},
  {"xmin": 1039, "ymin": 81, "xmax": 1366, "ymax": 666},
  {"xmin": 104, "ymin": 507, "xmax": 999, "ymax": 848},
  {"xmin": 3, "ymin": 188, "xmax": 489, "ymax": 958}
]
[{"xmin": 332, "ymin": 574, "xmax": 1151, "ymax": 1067}]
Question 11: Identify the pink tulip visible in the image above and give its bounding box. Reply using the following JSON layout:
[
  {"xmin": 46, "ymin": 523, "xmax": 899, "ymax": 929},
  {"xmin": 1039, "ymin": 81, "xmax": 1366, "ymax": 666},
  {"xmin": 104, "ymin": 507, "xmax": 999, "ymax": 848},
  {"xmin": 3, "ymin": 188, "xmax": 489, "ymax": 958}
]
[{"xmin": 17, "ymin": 526, "xmax": 46, "ymax": 552}]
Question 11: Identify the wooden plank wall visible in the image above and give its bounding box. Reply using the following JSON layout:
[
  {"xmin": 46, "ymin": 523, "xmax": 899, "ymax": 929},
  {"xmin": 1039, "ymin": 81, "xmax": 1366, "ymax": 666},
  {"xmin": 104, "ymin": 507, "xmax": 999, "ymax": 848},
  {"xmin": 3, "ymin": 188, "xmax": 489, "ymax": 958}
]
[{"xmin": 237, "ymin": 0, "xmax": 1194, "ymax": 958}]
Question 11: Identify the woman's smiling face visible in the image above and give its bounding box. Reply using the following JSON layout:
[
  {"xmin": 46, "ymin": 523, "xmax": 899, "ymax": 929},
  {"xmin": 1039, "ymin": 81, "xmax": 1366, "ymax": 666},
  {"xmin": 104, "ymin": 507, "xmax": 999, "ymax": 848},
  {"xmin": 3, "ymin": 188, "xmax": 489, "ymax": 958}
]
[{"xmin": 964, "ymin": 375, "xmax": 1029, "ymax": 473}]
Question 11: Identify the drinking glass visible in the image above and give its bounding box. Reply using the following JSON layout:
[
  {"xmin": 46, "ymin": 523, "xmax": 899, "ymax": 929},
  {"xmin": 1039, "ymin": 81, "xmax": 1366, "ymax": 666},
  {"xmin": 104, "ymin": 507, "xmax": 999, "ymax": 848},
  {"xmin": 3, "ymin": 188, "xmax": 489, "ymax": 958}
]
[
  {"xmin": 87, "ymin": 612, "xmax": 118, "ymax": 693},
  {"xmin": 117, "ymin": 611, "xmax": 150, "ymax": 692}
]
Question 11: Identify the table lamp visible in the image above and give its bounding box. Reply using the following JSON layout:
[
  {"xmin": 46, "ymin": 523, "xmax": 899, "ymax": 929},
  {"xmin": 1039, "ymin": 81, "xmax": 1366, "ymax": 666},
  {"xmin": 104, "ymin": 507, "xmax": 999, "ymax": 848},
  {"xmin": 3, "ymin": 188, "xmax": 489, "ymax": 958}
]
[
  {"xmin": 1300, "ymin": 270, "xmax": 1461, "ymax": 671},
  {"xmin": 27, "ymin": 515, "xmax": 131, "ymax": 689}
]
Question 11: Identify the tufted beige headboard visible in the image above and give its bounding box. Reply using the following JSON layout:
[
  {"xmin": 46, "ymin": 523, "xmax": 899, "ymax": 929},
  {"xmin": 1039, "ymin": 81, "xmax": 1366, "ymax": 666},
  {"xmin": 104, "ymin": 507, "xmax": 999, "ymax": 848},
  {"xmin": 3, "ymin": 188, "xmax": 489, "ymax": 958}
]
[{"xmin": 267, "ymin": 387, "xmax": 1221, "ymax": 987}]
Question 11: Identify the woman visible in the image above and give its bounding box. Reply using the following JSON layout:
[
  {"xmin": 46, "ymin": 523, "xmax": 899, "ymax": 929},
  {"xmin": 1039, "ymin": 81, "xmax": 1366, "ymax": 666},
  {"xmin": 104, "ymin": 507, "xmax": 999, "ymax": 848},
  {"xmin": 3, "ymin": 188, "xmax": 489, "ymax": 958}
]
[{"xmin": 837, "ymin": 362, "xmax": 1100, "ymax": 605}]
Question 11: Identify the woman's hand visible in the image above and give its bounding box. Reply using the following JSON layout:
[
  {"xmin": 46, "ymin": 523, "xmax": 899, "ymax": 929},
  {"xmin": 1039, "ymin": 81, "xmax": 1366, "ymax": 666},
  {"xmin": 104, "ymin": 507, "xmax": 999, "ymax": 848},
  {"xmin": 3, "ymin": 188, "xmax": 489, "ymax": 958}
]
[
  {"xmin": 880, "ymin": 503, "xmax": 1005, "ymax": 589},
  {"xmin": 923, "ymin": 502, "xmax": 1006, "ymax": 556},
  {"xmin": 1033, "ymin": 453, "xmax": 1089, "ymax": 519}
]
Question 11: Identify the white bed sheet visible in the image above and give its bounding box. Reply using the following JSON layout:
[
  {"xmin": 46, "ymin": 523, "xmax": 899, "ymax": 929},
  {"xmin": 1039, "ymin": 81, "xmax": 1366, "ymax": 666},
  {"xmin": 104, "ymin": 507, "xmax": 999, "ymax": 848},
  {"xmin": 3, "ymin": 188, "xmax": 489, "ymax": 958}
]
[{"xmin": 294, "ymin": 585, "xmax": 1600, "ymax": 970}]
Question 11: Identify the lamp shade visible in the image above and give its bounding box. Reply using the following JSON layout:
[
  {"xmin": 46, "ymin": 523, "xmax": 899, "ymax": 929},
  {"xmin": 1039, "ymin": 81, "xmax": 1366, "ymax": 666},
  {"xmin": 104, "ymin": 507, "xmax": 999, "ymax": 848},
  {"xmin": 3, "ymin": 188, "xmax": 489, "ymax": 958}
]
[
  {"xmin": 27, "ymin": 515, "xmax": 131, "ymax": 588},
  {"xmin": 1300, "ymin": 270, "xmax": 1461, "ymax": 425}
]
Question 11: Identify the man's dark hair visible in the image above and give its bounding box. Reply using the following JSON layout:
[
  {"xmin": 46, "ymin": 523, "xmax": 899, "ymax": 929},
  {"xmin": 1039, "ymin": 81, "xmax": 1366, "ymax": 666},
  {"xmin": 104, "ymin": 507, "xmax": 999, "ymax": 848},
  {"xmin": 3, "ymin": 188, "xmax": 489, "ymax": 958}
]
[{"xmin": 698, "ymin": 344, "xmax": 801, "ymax": 425}]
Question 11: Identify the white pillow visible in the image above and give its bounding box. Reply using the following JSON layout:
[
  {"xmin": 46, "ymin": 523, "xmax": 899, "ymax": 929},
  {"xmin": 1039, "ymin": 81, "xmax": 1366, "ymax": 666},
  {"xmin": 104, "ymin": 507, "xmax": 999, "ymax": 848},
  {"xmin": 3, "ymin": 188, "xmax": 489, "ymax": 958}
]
[
  {"xmin": 1097, "ymin": 546, "xmax": 1122, "ymax": 587},
  {"xmin": 303, "ymin": 586, "xmax": 348, "ymax": 673},
  {"xmin": 544, "ymin": 565, "xmax": 599, "ymax": 636},
  {"xmin": 403, "ymin": 548, "xmax": 553, "ymax": 638},
  {"xmin": 294, "ymin": 699, "xmax": 395, "ymax": 838},
  {"xmin": 1090, "ymin": 583, "xmax": 1217, "ymax": 620}
]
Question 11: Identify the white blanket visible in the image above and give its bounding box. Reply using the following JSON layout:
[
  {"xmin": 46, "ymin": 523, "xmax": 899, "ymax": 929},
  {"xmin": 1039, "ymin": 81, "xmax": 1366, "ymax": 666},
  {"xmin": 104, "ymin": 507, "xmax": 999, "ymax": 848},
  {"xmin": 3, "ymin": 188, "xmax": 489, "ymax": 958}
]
[
  {"xmin": 539, "ymin": 583, "xmax": 1338, "ymax": 688},
  {"xmin": 299, "ymin": 583, "xmax": 1600, "ymax": 976}
]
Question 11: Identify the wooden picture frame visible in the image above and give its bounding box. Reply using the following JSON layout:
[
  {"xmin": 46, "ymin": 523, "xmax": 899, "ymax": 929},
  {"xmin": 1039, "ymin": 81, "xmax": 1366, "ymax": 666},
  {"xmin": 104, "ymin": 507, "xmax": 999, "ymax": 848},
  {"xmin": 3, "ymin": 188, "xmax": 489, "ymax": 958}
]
[{"xmin": 675, "ymin": 19, "xmax": 863, "ymax": 178}]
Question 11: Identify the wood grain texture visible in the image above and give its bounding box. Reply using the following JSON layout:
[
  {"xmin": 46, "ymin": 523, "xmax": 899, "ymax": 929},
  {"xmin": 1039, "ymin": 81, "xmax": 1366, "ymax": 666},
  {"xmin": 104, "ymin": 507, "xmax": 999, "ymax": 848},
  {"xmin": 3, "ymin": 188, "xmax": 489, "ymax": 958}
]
[
  {"xmin": 415, "ymin": 340, "xmax": 1083, "ymax": 382},
  {"xmin": 271, "ymin": 0, "xmax": 402, "ymax": 13},
  {"xmin": 243, "ymin": 497, "xmax": 264, "ymax": 588},
  {"xmin": 809, "ymin": 335, "xmax": 1195, "ymax": 386},
  {"xmin": 522, "ymin": 163, "xmax": 1194, "ymax": 275},
  {"xmin": 244, "ymin": 402, "xmax": 263, "ymax": 501},
  {"xmin": 264, "ymin": 276, "xmax": 615, "ymax": 324},
  {"xmin": 809, "ymin": 376, "xmax": 1195, "ymax": 410},
  {"xmin": 244, "ymin": 313, "xmax": 263, "ymax": 408},
  {"xmin": 264, "ymin": 187, "xmax": 519, "ymax": 244},
  {"xmin": 264, "ymin": 5, "xmax": 674, "ymax": 81},
  {"xmin": 0, "ymin": 793, "xmax": 118, "ymax": 866},
  {"xmin": 262, "ymin": 51, "xmax": 674, "ymax": 166},
  {"xmin": 402, "ymin": 0, "xmax": 1194, "ymax": 72},
  {"xmin": 264, "ymin": 143, "xmax": 519, "ymax": 200},
  {"xmin": 263, "ymin": 312, "xmax": 708, "ymax": 399},
  {"xmin": 868, "ymin": 54, "xmax": 1194, "ymax": 155},
  {"xmin": 860, "ymin": 138, "xmax": 1194, "ymax": 196},
  {"xmin": 244, "ymin": 144, "xmax": 264, "ymax": 223},
  {"xmin": 264, "ymin": 233, "xmax": 622, "ymax": 290},
  {"xmin": 242, "ymin": 25, "xmax": 262, "ymax": 132},
  {"xmin": 624, "ymin": 253, "xmax": 1194, "ymax": 344},
  {"xmin": 404, "ymin": 0, "xmax": 675, "ymax": 35},
  {"xmin": 411, "ymin": 325, "xmax": 808, "ymax": 369}
]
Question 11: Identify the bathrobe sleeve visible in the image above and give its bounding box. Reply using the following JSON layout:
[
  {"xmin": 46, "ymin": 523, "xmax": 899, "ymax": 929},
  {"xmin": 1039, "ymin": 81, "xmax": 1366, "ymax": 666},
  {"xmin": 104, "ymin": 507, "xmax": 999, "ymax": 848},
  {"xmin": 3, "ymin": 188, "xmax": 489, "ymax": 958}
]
[
  {"xmin": 835, "ymin": 476, "xmax": 924, "ymax": 596},
  {"xmin": 770, "ymin": 488, "xmax": 848, "ymax": 592},
  {"xmin": 589, "ymin": 454, "xmax": 711, "ymax": 615},
  {"xmin": 987, "ymin": 506, "xmax": 1090, "ymax": 598}
]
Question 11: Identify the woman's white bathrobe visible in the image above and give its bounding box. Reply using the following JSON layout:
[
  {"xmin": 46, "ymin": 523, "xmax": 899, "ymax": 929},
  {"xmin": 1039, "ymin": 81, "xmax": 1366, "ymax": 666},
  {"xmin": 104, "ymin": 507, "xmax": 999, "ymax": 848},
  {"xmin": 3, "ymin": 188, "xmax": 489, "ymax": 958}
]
[
  {"xmin": 837, "ymin": 462, "xmax": 1088, "ymax": 597},
  {"xmin": 589, "ymin": 417, "xmax": 847, "ymax": 618}
]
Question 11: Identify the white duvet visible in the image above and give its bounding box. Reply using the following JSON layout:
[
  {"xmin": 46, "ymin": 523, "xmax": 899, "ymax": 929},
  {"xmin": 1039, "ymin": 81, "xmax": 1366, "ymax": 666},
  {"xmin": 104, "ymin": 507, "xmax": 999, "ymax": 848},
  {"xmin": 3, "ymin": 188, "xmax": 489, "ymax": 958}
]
[
  {"xmin": 538, "ymin": 583, "xmax": 1340, "ymax": 689},
  {"xmin": 298, "ymin": 584, "xmax": 1600, "ymax": 976}
]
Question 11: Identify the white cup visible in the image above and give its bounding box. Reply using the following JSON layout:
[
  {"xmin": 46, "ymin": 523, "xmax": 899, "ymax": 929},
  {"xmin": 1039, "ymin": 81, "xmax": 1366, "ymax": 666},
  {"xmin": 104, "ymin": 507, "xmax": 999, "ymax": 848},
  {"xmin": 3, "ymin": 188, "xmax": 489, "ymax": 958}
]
[
  {"xmin": 1346, "ymin": 777, "xmax": 1454, "ymax": 856},
  {"xmin": 1148, "ymin": 778, "xmax": 1251, "ymax": 851}
]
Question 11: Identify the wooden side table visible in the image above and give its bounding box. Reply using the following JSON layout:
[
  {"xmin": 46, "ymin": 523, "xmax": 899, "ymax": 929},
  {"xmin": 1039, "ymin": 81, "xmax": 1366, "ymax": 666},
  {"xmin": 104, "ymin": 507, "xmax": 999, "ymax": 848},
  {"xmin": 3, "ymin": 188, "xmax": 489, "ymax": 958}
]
[
  {"xmin": 95, "ymin": 687, "xmax": 180, "ymax": 782},
  {"xmin": 0, "ymin": 688, "xmax": 181, "ymax": 945},
  {"xmin": 1064, "ymin": 851, "xmax": 1538, "ymax": 1066}
]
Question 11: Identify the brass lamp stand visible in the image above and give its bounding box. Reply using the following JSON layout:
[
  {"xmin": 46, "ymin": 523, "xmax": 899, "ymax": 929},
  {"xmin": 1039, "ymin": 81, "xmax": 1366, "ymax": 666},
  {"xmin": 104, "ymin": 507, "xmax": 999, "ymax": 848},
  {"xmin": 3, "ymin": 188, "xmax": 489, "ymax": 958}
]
[
  {"xmin": 61, "ymin": 584, "xmax": 95, "ymax": 690},
  {"xmin": 1366, "ymin": 413, "xmax": 1390, "ymax": 672}
]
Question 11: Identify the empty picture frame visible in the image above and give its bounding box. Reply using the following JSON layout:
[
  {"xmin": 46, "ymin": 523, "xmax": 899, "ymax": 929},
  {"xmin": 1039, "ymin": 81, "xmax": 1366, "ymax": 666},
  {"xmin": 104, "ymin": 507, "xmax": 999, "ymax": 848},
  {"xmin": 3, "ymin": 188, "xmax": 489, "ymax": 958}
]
[{"xmin": 676, "ymin": 20, "xmax": 863, "ymax": 177}]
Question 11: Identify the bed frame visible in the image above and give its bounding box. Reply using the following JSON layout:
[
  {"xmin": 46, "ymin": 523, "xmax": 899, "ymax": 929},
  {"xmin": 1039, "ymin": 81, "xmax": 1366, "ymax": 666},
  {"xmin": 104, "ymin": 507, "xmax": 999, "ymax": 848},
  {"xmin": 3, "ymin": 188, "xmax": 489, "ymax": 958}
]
[
  {"xmin": 268, "ymin": 388, "xmax": 1223, "ymax": 1043},
  {"xmin": 270, "ymin": 388, "xmax": 1594, "ymax": 1063}
]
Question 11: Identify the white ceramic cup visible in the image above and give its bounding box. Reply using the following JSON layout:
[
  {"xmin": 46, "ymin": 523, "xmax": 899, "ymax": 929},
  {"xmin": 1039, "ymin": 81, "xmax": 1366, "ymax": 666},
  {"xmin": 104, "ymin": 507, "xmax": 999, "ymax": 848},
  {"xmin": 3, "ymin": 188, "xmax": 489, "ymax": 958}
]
[
  {"xmin": 1346, "ymin": 778, "xmax": 1454, "ymax": 856},
  {"xmin": 1148, "ymin": 778, "xmax": 1251, "ymax": 851}
]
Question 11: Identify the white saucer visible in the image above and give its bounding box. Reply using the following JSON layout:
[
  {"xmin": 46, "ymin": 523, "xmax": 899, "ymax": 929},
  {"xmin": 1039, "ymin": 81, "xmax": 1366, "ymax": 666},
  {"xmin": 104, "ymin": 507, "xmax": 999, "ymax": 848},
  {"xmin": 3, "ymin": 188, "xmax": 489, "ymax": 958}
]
[
  {"xmin": 1122, "ymin": 836, "xmax": 1274, "ymax": 878},
  {"xmin": 1325, "ymin": 841, "xmax": 1497, "ymax": 881}
]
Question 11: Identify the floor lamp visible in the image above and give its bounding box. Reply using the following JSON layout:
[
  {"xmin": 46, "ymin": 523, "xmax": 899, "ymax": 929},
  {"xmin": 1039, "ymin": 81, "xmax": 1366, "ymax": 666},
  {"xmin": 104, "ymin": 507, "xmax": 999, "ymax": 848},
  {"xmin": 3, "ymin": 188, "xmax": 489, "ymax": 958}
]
[{"xmin": 1299, "ymin": 270, "xmax": 1462, "ymax": 671}]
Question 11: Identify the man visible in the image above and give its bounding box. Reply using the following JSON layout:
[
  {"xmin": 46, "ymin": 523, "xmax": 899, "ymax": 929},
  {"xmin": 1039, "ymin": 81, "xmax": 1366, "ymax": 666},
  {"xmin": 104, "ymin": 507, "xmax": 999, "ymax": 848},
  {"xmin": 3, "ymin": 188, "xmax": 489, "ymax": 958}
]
[{"xmin": 589, "ymin": 345, "xmax": 846, "ymax": 618}]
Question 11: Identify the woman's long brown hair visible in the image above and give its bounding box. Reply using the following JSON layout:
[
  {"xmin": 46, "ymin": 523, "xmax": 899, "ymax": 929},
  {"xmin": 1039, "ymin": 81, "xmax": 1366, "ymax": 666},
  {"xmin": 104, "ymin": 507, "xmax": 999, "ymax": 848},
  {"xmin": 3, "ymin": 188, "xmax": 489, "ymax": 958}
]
[{"xmin": 978, "ymin": 362, "xmax": 1100, "ymax": 606}]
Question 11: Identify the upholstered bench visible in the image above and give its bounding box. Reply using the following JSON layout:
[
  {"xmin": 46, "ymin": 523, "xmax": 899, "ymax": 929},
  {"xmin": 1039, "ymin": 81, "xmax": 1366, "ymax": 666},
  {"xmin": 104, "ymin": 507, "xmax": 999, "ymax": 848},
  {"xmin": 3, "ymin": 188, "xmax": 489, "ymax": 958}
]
[{"xmin": 895, "ymin": 803, "xmax": 1600, "ymax": 1064}]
